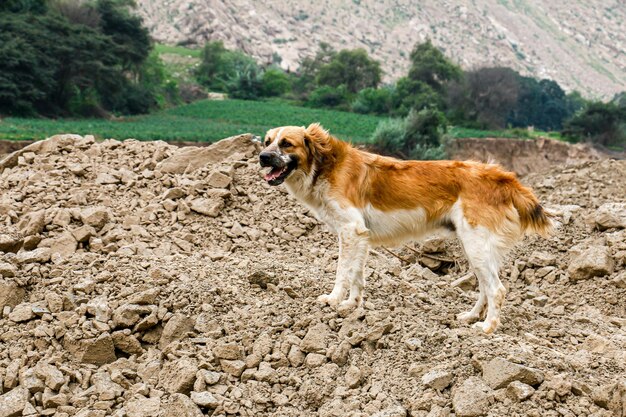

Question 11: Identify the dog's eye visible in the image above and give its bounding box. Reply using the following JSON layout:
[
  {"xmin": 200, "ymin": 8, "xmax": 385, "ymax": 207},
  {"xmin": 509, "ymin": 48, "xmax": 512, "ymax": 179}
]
[
  {"xmin": 264, "ymin": 140, "xmax": 270, "ymax": 147},
  {"xmin": 280, "ymin": 141, "xmax": 292, "ymax": 148}
]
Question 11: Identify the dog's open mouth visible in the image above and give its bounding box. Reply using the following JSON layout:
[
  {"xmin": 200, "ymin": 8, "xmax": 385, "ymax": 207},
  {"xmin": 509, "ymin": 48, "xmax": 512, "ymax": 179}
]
[{"xmin": 264, "ymin": 159, "xmax": 297, "ymax": 186}]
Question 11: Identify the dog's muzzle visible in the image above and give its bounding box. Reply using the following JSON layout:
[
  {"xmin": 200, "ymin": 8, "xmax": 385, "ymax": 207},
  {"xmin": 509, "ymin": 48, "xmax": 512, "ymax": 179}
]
[{"xmin": 259, "ymin": 151, "xmax": 297, "ymax": 186}]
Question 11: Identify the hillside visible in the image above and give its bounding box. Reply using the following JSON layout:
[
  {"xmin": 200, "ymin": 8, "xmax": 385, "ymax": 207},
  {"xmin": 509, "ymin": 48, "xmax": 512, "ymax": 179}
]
[
  {"xmin": 0, "ymin": 134, "xmax": 624, "ymax": 416},
  {"xmin": 136, "ymin": 0, "xmax": 626, "ymax": 99}
]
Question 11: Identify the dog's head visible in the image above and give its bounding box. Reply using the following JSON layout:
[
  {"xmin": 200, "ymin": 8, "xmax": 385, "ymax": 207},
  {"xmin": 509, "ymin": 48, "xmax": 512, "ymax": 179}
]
[{"xmin": 259, "ymin": 123, "xmax": 331, "ymax": 186}]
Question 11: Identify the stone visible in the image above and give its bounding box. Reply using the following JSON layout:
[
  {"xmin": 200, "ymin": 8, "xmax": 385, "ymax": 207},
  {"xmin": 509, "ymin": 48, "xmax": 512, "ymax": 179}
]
[
  {"xmin": 422, "ymin": 369, "xmax": 454, "ymax": 391},
  {"xmin": 127, "ymin": 288, "xmax": 160, "ymax": 305},
  {"xmin": 207, "ymin": 171, "xmax": 231, "ymax": 188},
  {"xmin": 8, "ymin": 303, "xmax": 34, "ymax": 322},
  {"xmin": 544, "ymin": 374, "xmax": 572, "ymax": 397},
  {"xmin": 507, "ymin": 381, "xmax": 535, "ymax": 402},
  {"xmin": 247, "ymin": 271, "xmax": 278, "ymax": 289},
  {"xmin": 0, "ymin": 280, "xmax": 25, "ymax": 312},
  {"xmin": 252, "ymin": 332, "xmax": 273, "ymax": 357},
  {"xmin": 344, "ymin": 365, "xmax": 363, "ymax": 388},
  {"xmin": 304, "ymin": 353, "xmax": 327, "ymax": 368},
  {"xmin": 190, "ymin": 198, "xmax": 224, "ymax": 217},
  {"xmin": 212, "ymin": 343, "xmax": 244, "ymax": 360},
  {"xmin": 0, "ymin": 262, "xmax": 17, "ymax": 278},
  {"xmin": 74, "ymin": 332, "xmax": 117, "ymax": 366},
  {"xmin": 17, "ymin": 209, "xmax": 45, "ymax": 236},
  {"xmin": 162, "ymin": 393, "xmax": 203, "ymax": 417},
  {"xmin": 159, "ymin": 313, "xmax": 194, "ymax": 349},
  {"xmin": 568, "ymin": 246, "xmax": 614, "ymax": 280},
  {"xmin": 111, "ymin": 331, "xmax": 144, "ymax": 355},
  {"xmin": 452, "ymin": 377, "xmax": 493, "ymax": 417},
  {"xmin": 71, "ymin": 225, "xmax": 96, "ymax": 243},
  {"xmin": 371, "ymin": 405, "xmax": 407, "ymax": 417},
  {"xmin": 528, "ymin": 251, "xmax": 556, "ymax": 267},
  {"xmin": 20, "ymin": 369, "xmax": 44, "ymax": 393},
  {"xmin": 190, "ymin": 391, "xmax": 219, "ymax": 408},
  {"xmin": 16, "ymin": 248, "xmax": 51, "ymax": 264},
  {"xmin": 450, "ymin": 273, "xmax": 476, "ymax": 291},
  {"xmin": 50, "ymin": 233, "xmax": 77, "ymax": 258},
  {"xmin": 482, "ymin": 357, "xmax": 544, "ymax": 389},
  {"xmin": 301, "ymin": 322, "xmax": 330, "ymax": 353},
  {"xmin": 96, "ymin": 172, "xmax": 119, "ymax": 184},
  {"xmin": 288, "ymin": 345, "xmax": 306, "ymax": 367},
  {"xmin": 0, "ymin": 234, "xmax": 22, "ymax": 253},
  {"xmin": 112, "ymin": 304, "xmax": 150, "ymax": 328},
  {"xmin": 614, "ymin": 270, "xmax": 626, "ymax": 289},
  {"xmin": 163, "ymin": 187, "xmax": 186, "ymax": 200},
  {"xmin": 91, "ymin": 371, "xmax": 124, "ymax": 400},
  {"xmin": 0, "ymin": 387, "xmax": 30, "ymax": 417},
  {"xmin": 81, "ymin": 207, "xmax": 111, "ymax": 230},
  {"xmin": 37, "ymin": 364, "xmax": 65, "ymax": 391},
  {"xmin": 126, "ymin": 397, "xmax": 161, "ymax": 417},
  {"xmin": 155, "ymin": 134, "xmax": 256, "ymax": 174},
  {"xmin": 158, "ymin": 357, "xmax": 198, "ymax": 394},
  {"xmin": 220, "ymin": 360, "xmax": 246, "ymax": 377},
  {"xmin": 594, "ymin": 203, "xmax": 626, "ymax": 230}
]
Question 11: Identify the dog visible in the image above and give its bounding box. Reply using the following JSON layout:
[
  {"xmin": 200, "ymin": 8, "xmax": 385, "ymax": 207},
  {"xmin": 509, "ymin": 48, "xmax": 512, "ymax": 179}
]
[{"xmin": 259, "ymin": 123, "xmax": 554, "ymax": 333}]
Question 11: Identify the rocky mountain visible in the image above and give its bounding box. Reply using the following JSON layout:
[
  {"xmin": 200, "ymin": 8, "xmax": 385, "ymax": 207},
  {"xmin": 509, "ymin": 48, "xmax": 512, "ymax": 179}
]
[{"xmin": 136, "ymin": 0, "xmax": 625, "ymax": 99}]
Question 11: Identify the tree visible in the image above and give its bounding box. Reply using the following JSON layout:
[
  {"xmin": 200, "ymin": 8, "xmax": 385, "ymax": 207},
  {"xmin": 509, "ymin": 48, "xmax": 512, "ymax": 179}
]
[
  {"xmin": 316, "ymin": 48, "xmax": 382, "ymax": 94},
  {"xmin": 261, "ymin": 68, "xmax": 291, "ymax": 97},
  {"xmin": 563, "ymin": 102, "xmax": 626, "ymax": 149},
  {"xmin": 408, "ymin": 40, "xmax": 461, "ymax": 92},
  {"xmin": 0, "ymin": 0, "xmax": 46, "ymax": 13},
  {"xmin": 196, "ymin": 41, "xmax": 228, "ymax": 88},
  {"xmin": 293, "ymin": 42, "xmax": 336, "ymax": 96},
  {"xmin": 351, "ymin": 87, "xmax": 393, "ymax": 115}
]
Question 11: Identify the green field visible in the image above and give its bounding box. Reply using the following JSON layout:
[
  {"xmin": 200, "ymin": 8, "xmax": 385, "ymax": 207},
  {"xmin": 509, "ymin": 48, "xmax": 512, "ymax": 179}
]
[{"xmin": 0, "ymin": 99, "xmax": 386, "ymax": 143}]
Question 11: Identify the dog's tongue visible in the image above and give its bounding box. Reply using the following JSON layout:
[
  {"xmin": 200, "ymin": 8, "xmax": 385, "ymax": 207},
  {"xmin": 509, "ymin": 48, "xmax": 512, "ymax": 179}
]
[{"xmin": 264, "ymin": 166, "xmax": 285, "ymax": 181}]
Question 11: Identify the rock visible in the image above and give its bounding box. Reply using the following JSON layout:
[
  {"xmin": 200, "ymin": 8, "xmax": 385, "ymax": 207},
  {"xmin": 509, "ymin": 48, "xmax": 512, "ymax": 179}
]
[
  {"xmin": 544, "ymin": 374, "xmax": 572, "ymax": 397},
  {"xmin": 371, "ymin": 405, "xmax": 407, "ymax": 417},
  {"xmin": 0, "ymin": 262, "xmax": 17, "ymax": 278},
  {"xmin": 20, "ymin": 368, "xmax": 44, "ymax": 393},
  {"xmin": 163, "ymin": 187, "xmax": 186, "ymax": 200},
  {"xmin": 159, "ymin": 313, "xmax": 193, "ymax": 349},
  {"xmin": 482, "ymin": 357, "xmax": 544, "ymax": 389},
  {"xmin": 190, "ymin": 391, "xmax": 219, "ymax": 408},
  {"xmin": 450, "ymin": 273, "xmax": 476, "ymax": 291},
  {"xmin": 17, "ymin": 209, "xmax": 45, "ymax": 236},
  {"xmin": 50, "ymin": 233, "xmax": 77, "ymax": 258},
  {"xmin": 126, "ymin": 397, "xmax": 161, "ymax": 417},
  {"xmin": 421, "ymin": 369, "xmax": 454, "ymax": 391},
  {"xmin": 220, "ymin": 360, "xmax": 246, "ymax": 377},
  {"xmin": 304, "ymin": 353, "xmax": 327, "ymax": 368},
  {"xmin": 207, "ymin": 171, "xmax": 231, "ymax": 188},
  {"xmin": 91, "ymin": 371, "xmax": 124, "ymax": 400},
  {"xmin": 162, "ymin": 393, "xmax": 203, "ymax": 417},
  {"xmin": 288, "ymin": 345, "xmax": 306, "ymax": 367},
  {"xmin": 254, "ymin": 362, "xmax": 277, "ymax": 383},
  {"xmin": 0, "ymin": 234, "xmax": 23, "ymax": 253},
  {"xmin": 213, "ymin": 342, "xmax": 244, "ymax": 360},
  {"xmin": 81, "ymin": 207, "xmax": 111, "ymax": 230},
  {"xmin": 159, "ymin": 357, "xmax": 198, "ymax": 394},
  {"xmin": 345, "ymin": 365, "xmax": 363, "ymax": 388},
  {"xmin": 156, "ymin": 134, "xmax": 256, "ymax": 174},
  {"xmin": 594, "ymin": 202, "xmax": 626, "ymax": 230},
  {"xmin": 73, "ymin": 332, "xmax": 117, "ymax": 366},
  {"xmin": 247, "ymin": 271, "xmax": 278, "ymax": 289},
  {"xmin": 190, "ymin": 198, "xmax": 224, "ymax": 217},
  {"xmin": 0, "ymin": 387, "xmax": 30, "ymax": 417},
  {"xmin": 111, "ymin": 331, "xmax": 144, "ymax": 355},
  {"xmin": 41, "ymin": 388, "xmax": 68, "ymax": 408},
  {"xmin": 252, "ymin": 332, "xmax": 273, "ymax": 357},
  {"xmin": 96, "ymin": 172, "xmax": 119, "ymax": 184},
  {"xmin": 0, "ymin": 280, "xmax": 25, "ymax": 312},
  {"xmin": 422, "ymin": 236, "xmax": 447, "ymax": 253},
  {"xmin": 528, "ymin": 251, "xmax": 556, "ymax": 267},
  {"xmin": 72, "ymin": 225, "xmax": 96, "ymax": 243},
  {"xmin": 127, "ymin": 288, "xmax": 160, "ymax": 305},
  {"xmin": 16, "ymin": 248, "xmax": 51, "ymax": 264},
  {"xmin": 568, "ymin": 246, "xmax": 614, "ymax": 280},
  {"xmin": 301, "ymin": 322, "xmax": 330, "ymax": 353},
  {"xmin": 507, "ymin": 381, "xmax": 535, "ymax": 402},
  {"xmin": 112, "ymin": 304, "xmax": 149, "ymax": 328},
  {"xmin": 614, "ymin": 270, "xmax": 626, "ymax": 289},
  {"xmin": 452, "ymin": 377, "xmax": 493, "ymax": 417},
  {"xmin": 8, "ymin": 303, "xmax": 34, "ymax": 322},
  {"xmin": 36, "ymin": 364, "xmax": 65, "ymax": 391}
]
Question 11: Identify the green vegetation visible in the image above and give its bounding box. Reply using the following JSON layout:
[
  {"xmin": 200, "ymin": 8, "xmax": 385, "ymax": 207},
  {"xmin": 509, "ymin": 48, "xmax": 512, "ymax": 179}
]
[
  {"xmin": 154, "ymin": 43, "xmax": 201, "ymax": 58},
  {"xmin": 0, "ymin": 99, "xmax": 384, "ymax": 143}
]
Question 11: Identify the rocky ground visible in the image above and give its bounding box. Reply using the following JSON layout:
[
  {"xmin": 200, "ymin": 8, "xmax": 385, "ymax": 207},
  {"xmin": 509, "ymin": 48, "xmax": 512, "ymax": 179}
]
[{"xmin": 0, "ymin": 134, "xmax": 624, "ymax": 417}]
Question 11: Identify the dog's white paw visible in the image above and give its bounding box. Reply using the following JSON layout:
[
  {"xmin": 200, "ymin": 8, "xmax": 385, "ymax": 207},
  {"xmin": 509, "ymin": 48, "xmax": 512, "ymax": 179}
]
[
  {"xmin": 457, "ymin": 311, "xmax": 480, "ymax": 324},
  {"xmin": 317, "ymin": 294, "xmax": 341, "ymax": 307},
  {"xmin": 338, "ymin": 299, "xmax": 358, "ymax": 310},
  {"xmin": 472, "ymin": 319, "xmax": 498, "ymax": 334}
]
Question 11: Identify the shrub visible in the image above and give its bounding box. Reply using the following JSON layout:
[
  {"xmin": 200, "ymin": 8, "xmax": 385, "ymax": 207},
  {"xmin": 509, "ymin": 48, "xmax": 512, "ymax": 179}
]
[
  {"xmin": 563, "ymin": 101, "xmax": 626, "ymax": 149},
  {"xmin": 316, "ymin": 48, "xmax": 382, "ymax": 94},
  {"xmin": 351, "ymin": 87, "xmax": 393, "ymax": 115},
  {"xmin": 306, "ymin": 85, "xmax": 350, "ymax": 109},
  {"xmin": 224, "ymin": 62, "xmax": 263, "ymax": 100},
  {"xmin": 371, "ymin": 118, "xmax": 406, "ymax": 154},
  {"xmin": 261, "ymin": 68, "xmax": 291, "ymax": 97}
]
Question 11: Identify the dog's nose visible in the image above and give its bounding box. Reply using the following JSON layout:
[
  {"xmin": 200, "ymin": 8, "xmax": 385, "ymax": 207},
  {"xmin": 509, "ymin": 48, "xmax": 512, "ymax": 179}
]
[{"xmin": 259, "ymin": 152, "xmax": 272, "ymax": 167}]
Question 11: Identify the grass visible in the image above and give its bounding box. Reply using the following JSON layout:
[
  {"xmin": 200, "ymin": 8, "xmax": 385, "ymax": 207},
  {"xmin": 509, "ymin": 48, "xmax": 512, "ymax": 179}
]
[
  {"xmin": 449, "ymin": 126, "xmax": 564, "ymax": 141},
  {"xmin": 154, "ymin": 43, "xmax": 201, "ymax": 58},
  {"xmin": 0, "ymin": 99, "xmax": 386, "ymax": 143}
]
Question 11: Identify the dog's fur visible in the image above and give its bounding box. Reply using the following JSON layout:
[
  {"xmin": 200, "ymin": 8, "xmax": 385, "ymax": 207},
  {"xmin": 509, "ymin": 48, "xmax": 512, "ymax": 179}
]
[{"xmin": 259, "ymin": 123, "xmax": 554, "ymax": 333}]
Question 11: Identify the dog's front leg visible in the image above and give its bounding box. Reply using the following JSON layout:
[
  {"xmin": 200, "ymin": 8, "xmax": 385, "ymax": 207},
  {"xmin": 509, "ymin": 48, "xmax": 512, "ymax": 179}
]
[{"xmin": 318, "ymin": 224, "xmax": 369, "ymax": 309}]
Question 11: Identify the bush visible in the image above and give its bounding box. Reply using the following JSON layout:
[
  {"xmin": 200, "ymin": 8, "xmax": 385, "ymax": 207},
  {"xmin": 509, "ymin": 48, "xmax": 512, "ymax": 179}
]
[
  {"xmin": 371, "ymin": 108, "xmax": 448, "ymax": 159},
  {"xmin": 563, "ymin": 101, "xmax": 626, "ymax": 149},
  {"xmin": 261, "ymin": 68, "xmax": 291, "ymax": 97},
  {"xmin": 351, "ymin": 87, "xmax": 392, "ymax": 115},
  {"xmin": 391, "ymin": 77, "xmax": 442, "ymax": 117},
  {"xmin": 316, "ymin": 48, "xmax": 382, "ymax": 94},
  {"xmin": 306, "ymin": 85, "xmax": 350, "ymax": 109},
  {"xmin": 224, "ymin": 62, "xmax": 263, "ymax": 100}
]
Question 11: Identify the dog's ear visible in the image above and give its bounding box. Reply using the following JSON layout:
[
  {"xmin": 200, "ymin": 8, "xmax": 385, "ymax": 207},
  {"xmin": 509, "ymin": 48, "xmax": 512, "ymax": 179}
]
[{"xmin": 304, "ymin": 123, "xmax": 332, "ymax": 162}]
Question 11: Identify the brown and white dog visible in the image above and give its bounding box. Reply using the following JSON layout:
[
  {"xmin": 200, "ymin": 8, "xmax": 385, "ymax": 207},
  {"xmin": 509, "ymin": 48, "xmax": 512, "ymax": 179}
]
[{"xmin": 259, "ymin": 123, "xmax": 554, "ymax": 333}]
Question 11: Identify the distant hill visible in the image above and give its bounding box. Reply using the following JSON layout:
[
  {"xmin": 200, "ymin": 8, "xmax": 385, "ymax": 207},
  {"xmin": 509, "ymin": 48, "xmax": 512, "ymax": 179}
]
[{"xmin": 136, "ymin": 0, "xmax": 625, "ymax": 99}]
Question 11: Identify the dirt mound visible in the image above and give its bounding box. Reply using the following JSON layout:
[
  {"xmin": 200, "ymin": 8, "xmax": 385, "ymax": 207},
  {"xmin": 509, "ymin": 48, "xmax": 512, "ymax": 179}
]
[{"xmin": 0, "ymin": 134, "xmax": 624, "ymax": 417}]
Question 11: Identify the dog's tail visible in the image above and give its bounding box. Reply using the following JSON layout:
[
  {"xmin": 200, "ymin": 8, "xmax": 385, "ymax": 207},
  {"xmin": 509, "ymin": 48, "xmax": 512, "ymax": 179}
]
[{"xmin": 511, "ymin": 186, "xmax": 556, "ymax": 237}]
